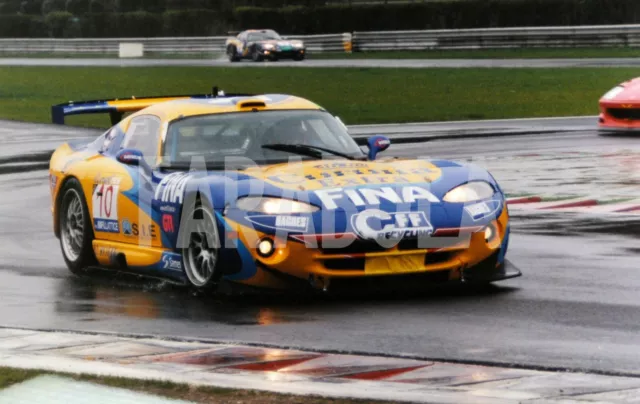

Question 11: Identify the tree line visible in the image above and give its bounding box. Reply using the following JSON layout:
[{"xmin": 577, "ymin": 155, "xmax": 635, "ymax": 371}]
[{"xmin": 0, "ymin": 0, "xmax": 638, "ymax": 37}]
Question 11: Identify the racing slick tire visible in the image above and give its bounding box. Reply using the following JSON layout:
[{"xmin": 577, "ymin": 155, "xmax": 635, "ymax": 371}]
[
  {"xmin": 179, "ymin": 198, "xmax": 222, "ymax": 293},
  {"xmin": 251, "ymin": 48, "xmax": 264, "ymax": 62},
  {"xmin": 58, "ymin": 178, "xmax": 97, "ymax": 275},
  {"xmin": 227, "ymin": 45, "xmax": 240, "ymax": 62}
]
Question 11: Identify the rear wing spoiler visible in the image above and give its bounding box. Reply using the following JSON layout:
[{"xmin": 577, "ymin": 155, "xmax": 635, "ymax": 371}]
[{"xmin": 51, "ymin": 87, "xmax": 254, "ymax": 125}]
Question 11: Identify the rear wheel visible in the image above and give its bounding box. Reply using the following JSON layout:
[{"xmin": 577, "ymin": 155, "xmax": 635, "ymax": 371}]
[
  {"xmin": 180, "ymin": 199, "xmax": 222, "ymax": 292},
  {"xmin": 58, "ymin": 178, "xmax": 97, "ymax": 274}
]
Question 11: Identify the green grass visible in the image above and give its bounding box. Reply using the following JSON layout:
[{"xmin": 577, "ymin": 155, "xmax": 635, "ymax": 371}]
[
  {"xmin": 0, "ymin": 66, "xmax": 628, "ymax": 127},
  {"xmin": 0, "ymin": 366, "xmax": 397, "ymax": 403}
]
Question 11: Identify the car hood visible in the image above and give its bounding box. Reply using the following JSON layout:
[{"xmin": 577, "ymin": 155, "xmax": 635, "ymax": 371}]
[
  {"xmin": 242, "ymin": 159, "xmax": 443, "ymax": 192},
  {"xmin": 601, "ymin": 78, "xmax": 640, "ymax": 104},
  {"xmin": 258, "ymin": 39, "xmax": 303, "ymax": 46},
  {"xmin": 153, "ymin": 158, "xmax": 505, "ymax": 237}
]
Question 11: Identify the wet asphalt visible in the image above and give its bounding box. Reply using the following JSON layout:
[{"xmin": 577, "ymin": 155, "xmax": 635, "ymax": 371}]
[{"xmin": 2, "ymin": 121, "xmax": 640, "ymax": 375}]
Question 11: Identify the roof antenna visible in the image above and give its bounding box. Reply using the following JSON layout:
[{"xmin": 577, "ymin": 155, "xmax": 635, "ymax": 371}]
[{"xmin": 213, "ymin": 86, "xmax": 218, "ymax": 98}]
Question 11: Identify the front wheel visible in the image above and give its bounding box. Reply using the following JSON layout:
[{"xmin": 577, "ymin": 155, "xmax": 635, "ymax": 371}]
[
  {"xmin": 252, "ymin": 48, "xmax": 264, "ymax": 62},
  {"xmin": 58, "ymin": 178, "xmax": 97, "ymax": 274},
  {"xmin": 179, "ymin": 200, "xmax": 222, "ymax": 292},
  {"xmin": 227, "ymin": 45, "xmax": 240, "ymax": 62}
]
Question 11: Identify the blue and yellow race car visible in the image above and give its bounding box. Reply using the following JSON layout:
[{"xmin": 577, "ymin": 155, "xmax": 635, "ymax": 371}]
[{"xmin": 48, "ymin": 89, "xmax": 520, "ymax": 293}]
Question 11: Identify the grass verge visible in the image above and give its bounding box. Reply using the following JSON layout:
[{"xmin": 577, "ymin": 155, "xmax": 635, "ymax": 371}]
[
  {"xmin": 0, "ymin": 366, "xmax": 396, "ymax": 404},
  {"xmin": 0, "ymin": 66, "xmax": 626, "ymax": 127}
]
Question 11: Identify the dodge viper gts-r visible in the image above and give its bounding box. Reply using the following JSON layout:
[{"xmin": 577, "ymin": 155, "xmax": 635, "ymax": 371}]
[
  {"xmin": 48, "ymin": 89, "xmax": 520, "ymax": 293},
  {"xmin": 225, "ymin": 29, "xmax": 305, "ymax": 62}
]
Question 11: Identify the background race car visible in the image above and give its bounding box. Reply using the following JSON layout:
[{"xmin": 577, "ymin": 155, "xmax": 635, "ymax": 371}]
[
  {"xmin": 599, "ymin": 77, "xmax": 640, "ymax": 133},
  {"xmin": 225, "ymin": 29, "xmax": 306, "ymax": 62}
]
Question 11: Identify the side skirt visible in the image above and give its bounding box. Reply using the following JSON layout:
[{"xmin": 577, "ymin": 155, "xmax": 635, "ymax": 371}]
[{"xmin": 91, "ymin": 240, "xmax": 186, "ymax": 282}]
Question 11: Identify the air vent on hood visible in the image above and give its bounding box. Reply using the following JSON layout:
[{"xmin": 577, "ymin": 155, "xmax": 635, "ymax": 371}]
[{"xmin": 237, "ymin": 99, "xmax": 266, "ymax": 109}]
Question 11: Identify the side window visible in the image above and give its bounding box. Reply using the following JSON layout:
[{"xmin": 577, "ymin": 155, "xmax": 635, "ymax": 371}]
[
  {"xmin": 99, "ymin": 126, "xmax": 122, "ymax": 153},
  {"xmin": 122, "ymin": 115, "xmax": 161, "ymax": 166}
]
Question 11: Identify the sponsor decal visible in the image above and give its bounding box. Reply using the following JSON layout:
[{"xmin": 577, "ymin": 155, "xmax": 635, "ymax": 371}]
[
  {"xmin": 94, "ymin": 219, "xmax": 119, "ymax": 233},
  {"xmin": 245, "ymin": 215, "xmax": 310, "ymax": 232},
  {"xmin": 374, "ymin": 138, "xmax": 390, "ymax": 148},
  {"xmin": 120, "ymin": 219, "xmax": 157, "ymax": 238},
  {"xmin": 162, "ymin": 214, "xmax": 174, "ymax": 233},
  {"xmin": 464, "ymin": 200, "xmax": 501, "ymax": 221},
  {"xmin": 92, "ymin": 179, "xmax": 119, "ymax": 233},
  {"xmin": 119, "ymin": 151, "xmax": 142, "ymax": 163},
  {"xmin": 161, "ymin": 252, "xmax": 182, "ymax": 272},
  {"xmin": 268, "ymin": 166, "xmax": 437, "ymax": 184},
  {"xmin": 315, "ymin": 186, "xmax": 439, "ymax": 210},
  {"xmin": 275, "ymin": 215, "xmax": 308, "ymax": 230},
  {"xmin": 122, "ymin": 219, "xmax": 133, "ymax": 235},
  {"xmin": 94, "ymin": 174, "xmax": 121, "ymax": 185},
  {"xmin": 97, "ymin": 246, "xmax": 117, "ymax": 259},
  {"xmin": 312, "ymin": 162, "xmax": 368, "ymax": 169},
  {"xmin": 351, "ymin": 209, "xmax": 434, "ymax": 241},
  {"xmin": 155, "ymin": 172, "xmax": 191, "ymax": 204},
  {"xmin": 159, "ymin": 205, "xmax": 176, "ymax": 213}
]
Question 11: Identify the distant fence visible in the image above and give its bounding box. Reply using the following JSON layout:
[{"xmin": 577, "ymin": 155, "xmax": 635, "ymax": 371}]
[{"xmin": 2, "ymin": 24, "xmax": 640, "ymax": 56}]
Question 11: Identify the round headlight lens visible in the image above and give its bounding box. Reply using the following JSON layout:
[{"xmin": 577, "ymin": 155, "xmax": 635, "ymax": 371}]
[
  {"xmin": 443, "ymin": 181, "xmax": 495, "ymax": 203},
  {"xmin": 257, "ymin": 238, "xmax": 275, "ymax": 257},
  {"xmin": 236, "ymin": 197, "xmax": 318, "ymax": 214}
]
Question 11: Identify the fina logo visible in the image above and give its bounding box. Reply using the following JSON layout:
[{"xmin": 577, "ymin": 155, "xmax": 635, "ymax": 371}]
[{"xmin": 351, "ymin": 209, "xmax": 434, "ymax": 247}]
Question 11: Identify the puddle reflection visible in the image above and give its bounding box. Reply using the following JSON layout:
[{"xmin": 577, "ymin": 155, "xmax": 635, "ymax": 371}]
[{"xmin": 53, "ymin": 268, "xmax": 517, "ymax": 325}]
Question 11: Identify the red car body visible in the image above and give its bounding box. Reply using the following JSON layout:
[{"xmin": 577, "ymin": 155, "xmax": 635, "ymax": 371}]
[{"xmin": 599, "ymin": 78, "xmax": 640, "ymax": 132}]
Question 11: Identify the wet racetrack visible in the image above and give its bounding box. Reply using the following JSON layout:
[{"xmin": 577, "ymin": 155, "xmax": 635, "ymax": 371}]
[{"xmin": 2, "ymin": 120, "xmax": 640, "ymax": 376}]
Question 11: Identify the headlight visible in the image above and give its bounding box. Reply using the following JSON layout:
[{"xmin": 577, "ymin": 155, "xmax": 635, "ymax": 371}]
[
  {"xmin": 602, "ymin": 86, "xmax": 624, "ymax": 100},
  {"xmin": 236, "ymin": 197, "xmax": 318, "ymax": 214},
  {"xmin": 262, "ymin": 43, "xmax": 274, "ymax": 49},
  {"xmin": 443, "ymin": 181, "xmax": 495, "ymax": 203},
  {"xmin": 293, "ymin": 42, "xmax": 303, "ymax": 48}
]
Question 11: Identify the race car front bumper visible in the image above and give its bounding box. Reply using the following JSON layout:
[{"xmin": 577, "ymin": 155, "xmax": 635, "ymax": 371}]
[
  {"xmin": 598, "ymin": 110, "xmax": 640, "ymax": 133},
  {"xmin": 219, "ymin": 203, "xmax": 517, "ymax": 293},
  {"xmin": 260, "ymin": 48, "xmax": 305, "ymax": 59}
]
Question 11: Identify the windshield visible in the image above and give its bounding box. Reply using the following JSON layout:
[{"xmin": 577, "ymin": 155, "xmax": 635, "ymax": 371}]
[
  {"xmin": 248, "ymin": 31, "xmax": 281, "ymax": 41},
  {"xmin": 162, "ymin": 110, "xmax": 365, "ymax": 168}
]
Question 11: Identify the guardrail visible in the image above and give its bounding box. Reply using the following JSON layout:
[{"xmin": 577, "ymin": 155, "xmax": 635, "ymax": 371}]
[
  {"xmin": 352, "ymin": 24, "xmax": 640, "ymax": 51},
  {"xmin": 0, "ymin": 33, "xmax": 349, "ymax": 55},
  {"xmin": 1, "ymin": 24, "xmax": 640, "ymax": 56}
]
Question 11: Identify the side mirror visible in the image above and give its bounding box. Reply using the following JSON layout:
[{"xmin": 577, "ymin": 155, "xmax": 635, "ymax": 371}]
[
  {"xmin": 116, "ymin": 148, "xmax": 152, "ymax": 174},
  {"xmin": 116, "ymin": 148, "xmax": 144, "ymax": 165},
  {"xmin": 367, "ymin": 135, "xmax": 390, "ymax": 160}
]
